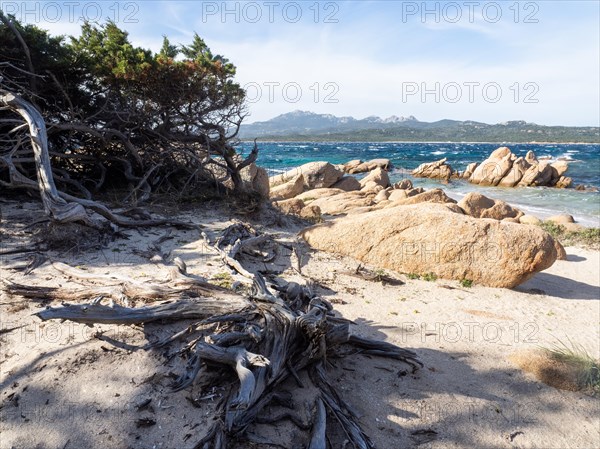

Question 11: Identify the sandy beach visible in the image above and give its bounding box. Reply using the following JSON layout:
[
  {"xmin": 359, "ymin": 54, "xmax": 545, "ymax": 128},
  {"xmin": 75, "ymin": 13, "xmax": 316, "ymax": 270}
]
[{"xmin": 1, "ymin": 199, "xmax": 598, "ymax": 449}]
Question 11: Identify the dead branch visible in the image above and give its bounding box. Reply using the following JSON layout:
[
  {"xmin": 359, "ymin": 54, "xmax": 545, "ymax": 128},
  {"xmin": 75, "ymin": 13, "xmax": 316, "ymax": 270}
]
[{"xmin": 7, "ymin": 224, "xmax": 421, "ymax": 448}]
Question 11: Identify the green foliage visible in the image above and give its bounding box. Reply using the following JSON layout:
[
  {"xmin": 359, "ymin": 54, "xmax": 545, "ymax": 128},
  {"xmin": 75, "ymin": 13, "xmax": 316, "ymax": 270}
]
[
  {"xmin": 158, "ymin": 36, "xmax": 178, "ymax": 60},
  {"xmin": 406, "ymin": 273, "xmax": 420, "ymax": 280},
  {"xmin": 210, "ymin": 272, "xmax": 234, "ymax": 289},
  {"xmin": 540, "ymin": 222, "xmax": 600, "ymax": 249},
  {"xmin": 460, "ymin": 279, "xmax": 473, "ymax": 288},
  {"xmin": 70, "ymin": 20, "xmax": 152, "ymax": 82},
  {"xmin": 1, "ymin": 15, "xmax": 249, "ymax": 196},
  {"xmin": 422, "ymin": 272, "xmax": 438, "ymax": 282}
]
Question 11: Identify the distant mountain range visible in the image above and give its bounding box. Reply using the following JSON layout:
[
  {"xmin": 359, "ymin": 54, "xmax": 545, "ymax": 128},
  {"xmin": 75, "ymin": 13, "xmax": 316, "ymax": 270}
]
[{"xmin": 239, "ymin": 111, "xmax": 600, "ymax": 143}]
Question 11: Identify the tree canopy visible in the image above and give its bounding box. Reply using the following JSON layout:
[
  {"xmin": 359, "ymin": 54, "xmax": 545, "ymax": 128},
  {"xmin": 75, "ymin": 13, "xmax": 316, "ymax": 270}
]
[{"xmin": 1, "ymin": 14, "xmax": 256, "ymax": 213}]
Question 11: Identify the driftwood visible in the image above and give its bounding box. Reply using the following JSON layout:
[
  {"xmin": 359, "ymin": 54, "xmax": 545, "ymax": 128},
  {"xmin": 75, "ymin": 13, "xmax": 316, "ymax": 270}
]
[{"xmin": 9, "ymin": 224, "xmax": 421, "ymax": 448}]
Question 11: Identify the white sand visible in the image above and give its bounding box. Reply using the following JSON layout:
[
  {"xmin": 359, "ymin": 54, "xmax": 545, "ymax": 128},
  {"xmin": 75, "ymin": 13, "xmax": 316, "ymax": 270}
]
[{"xmin": 1, "ymin": 200, "xmax": 598, "ymax": 449}]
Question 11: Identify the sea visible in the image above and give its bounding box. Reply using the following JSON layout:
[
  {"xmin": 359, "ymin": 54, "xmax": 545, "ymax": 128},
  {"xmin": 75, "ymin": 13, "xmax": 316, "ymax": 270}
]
[{"xmin": 238, "ymin": 142, "xmax": 600, "ymax": 227}]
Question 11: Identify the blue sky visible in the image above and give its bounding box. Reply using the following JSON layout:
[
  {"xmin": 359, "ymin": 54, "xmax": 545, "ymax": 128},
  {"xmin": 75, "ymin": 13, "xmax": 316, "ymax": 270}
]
[{"xmin": 4, "ymin": 1, "xmax": 600, "ymax": 125}]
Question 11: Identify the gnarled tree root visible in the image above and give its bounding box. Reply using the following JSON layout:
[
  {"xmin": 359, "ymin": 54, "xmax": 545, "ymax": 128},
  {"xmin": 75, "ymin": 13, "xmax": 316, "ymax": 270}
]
[{"xmin": 10, "ymin": 224, "xmax": 421, "ymax": 448}]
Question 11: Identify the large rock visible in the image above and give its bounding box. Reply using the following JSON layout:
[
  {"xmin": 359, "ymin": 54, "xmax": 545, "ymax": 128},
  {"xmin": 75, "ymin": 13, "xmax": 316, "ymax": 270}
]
[
  {"xmin": 457, "ymin": 192, "xmax": 495, "ymax": 217},
  {"xmin": 269, "ymin": 161, "xmax": 343, "ymax": 190},
  {"xmin": 469, "ymin": 147, "xmax": 514, "ymax": 186},
  {"xmin": 269, "ymin": 174, "xmax": 305, "ymax": 201},
  {"xmin": 296, "ymin": 188, "xmax": 344, "ymax": 202},
  {"xmin": 374, "ymin": 189, "xmax": 390, "ymax": 203},
  {"xmin": 406, "ymin": 187, "xmax": 425, "ymax": 197},
  {"xmin": 300, "ymin": 203, "xmax": 559, "ymax": 288},
  {"xmin": 519, "ymin": 162, "xmax": 553, "ymax": 186},
  {"xmin": 519, "ymin": 215, "xmax": 541, "ymax": 225},
  {"xmin": 388, "ymin": 189, "xmax": 409, "ymax": 202},
  {"xmin": 481, "ymin": 201, "xmax": 524, "ymax": 220},
  {"xmin": 555, "ymin": 176, "xmax": 573, "ymax": 189},
  {"xmin": 241, "ymin": 163, "xmax": 270, "ymax": 197},
  {"xmin": 551, "ymin": 161, "xmax": 569, "ymax": 178},
  {"xmin": 498, "ymin": 157, "xmax": 529, "ymax": 187},
  {"xmin": 332, "ymin": 176, "xmax": 361, "ymax": 192},
  {"xmin": 347, "ymin": 158, "xmax": 392, "ymax": 174},
  {"xmin": 360, "ymin": 181, "xmax": 385, "ymax": 196},
  {"xmin": 458, "ymin": 192, "xmax": 522, "ymax": 220},
  {"xmin": 274, "ymin": 198, "xmax": 304, "ymax": 215},
  {"xmin": 300, "ymin": 205, "xmax": 322, "ymax": 221},
  {"xmin": 549, "ymin": 161, "xmax": 570, "ymax": 186},
  {"xmin": 463, "ymin": 148, "xmax": 569, "ymax": 189},
  {"xmin": 393, "ymin": 179, "xmax": 413, "ymax": 190},
  {"xmin": 547, "ymin": 214, "xmax": 575, "ymax": 224},
  {"xmin": 554, "ymin": 240, "xmax": 567, "ymax": 260},
  {"xmin": 462, "ymin": 162, "xmax": 478, "ymax": 179},
  {"xmin": 359, "ymin": 167, "xmax": 390, "ymax": 189},
  {"xmin": 412, "ymin": 158, "xmax": 454, "ymax": 179},
  {"xmin": 253, "ymin": 167, "xmax": 270, "ymax": 197},
  {"xmin": 390, "ymin": 188, "xmax": 456, "ymax": 206},
  {"xmin": 525, "ymin": 150, "xmax": 539, "ymax": 165},
  {"xmin": 309, "ymin": 191, "xmax": 374, "ymax": 215},
  {"xmin": 343, "ymin": 160, "xmax": 363, "ymax": 173}
]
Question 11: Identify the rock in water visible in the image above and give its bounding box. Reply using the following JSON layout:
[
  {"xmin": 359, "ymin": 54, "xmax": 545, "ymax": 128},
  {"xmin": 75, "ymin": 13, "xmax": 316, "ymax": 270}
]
[
  {"xmin": 412, "ymin": 158, "xmax": 455, "ymax": 179},
  {"xmin": 346, "ymin": 158, "xmax": 392, "ymax": 174},
  {"xmin": 469, "ymin": 147, "xmax": 514, "ymax": 186},
  {"xmin": 462, "ymin": 162, "xmax": 478, "ymax": 179},
  {"xmin": 498, "ymin": 157, "xmax": 529, "ymax": 187},
  {"xmin": 300, "ymin": 203, "xmax": 558, "ymax": 288}
]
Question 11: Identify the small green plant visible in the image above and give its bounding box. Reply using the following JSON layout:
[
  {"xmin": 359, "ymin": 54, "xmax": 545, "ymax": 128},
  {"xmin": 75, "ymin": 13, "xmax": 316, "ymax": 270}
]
[
  {"xmin": 210, "ymin": 272, "xmax": 234, "ymax": 289},
  {"xmin": 374, "ymin": 269, "xmax": 387, "ymax": 282},
  {"xmin": 406, "ymin": 273, "xmax": 420, "ymax": 280},
  {"xmin": 398, "ymin": 297, "xmax": 407, "ymax": 302},
  {"xmin": 422, "ymin": 272, "xmax": 438, "ymax": 282},
  {"xmin": 540, "ymin": 222, "xmax": 600, "ymax": 249},
  {"xmin": 460, "ymin": 279, "xmax": 473, "ymax": 288},
  {"xmin": 540, "ymin": 221, "xmax": 566, "ymax": 236}
]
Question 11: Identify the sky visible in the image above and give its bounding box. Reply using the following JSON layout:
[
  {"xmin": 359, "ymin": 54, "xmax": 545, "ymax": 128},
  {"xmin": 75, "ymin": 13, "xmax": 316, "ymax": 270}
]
[{"xmin": 3, "ymin": 0, "xmax": 600, "ymax": 126}]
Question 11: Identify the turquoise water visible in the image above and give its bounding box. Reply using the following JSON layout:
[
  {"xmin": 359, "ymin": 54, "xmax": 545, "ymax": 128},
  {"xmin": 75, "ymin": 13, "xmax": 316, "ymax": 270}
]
[{"xmin": 239, "ymin": 142, "xmax": 600, "ymax": 226}]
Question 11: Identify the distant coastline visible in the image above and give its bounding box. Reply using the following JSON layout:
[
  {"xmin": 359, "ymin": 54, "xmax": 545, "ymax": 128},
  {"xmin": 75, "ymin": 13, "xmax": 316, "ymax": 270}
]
[
  {"xmin": 239, "ymin": 111, "xmax": 599, "ymax": 144},
  {"xmin": 243, "ymin": 140, "xmax": 599, "ymax": 145}
]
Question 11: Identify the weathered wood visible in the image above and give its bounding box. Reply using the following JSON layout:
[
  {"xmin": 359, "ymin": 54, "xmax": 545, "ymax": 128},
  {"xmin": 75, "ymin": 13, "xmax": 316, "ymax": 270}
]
[
  {"xmin": 35, "ymin": 298, "xmax": 250, "ymax": 325},
  {"xmin": 1, "ymin": 92, "xmax": 197, "ymax": 230},
  {"xmin": 1, "ymin": 91, "xmax": 97, "ymax": 226},
  {"xmin": 7, "ymin": 224, "xmax": 421, "ymax": 448}
]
